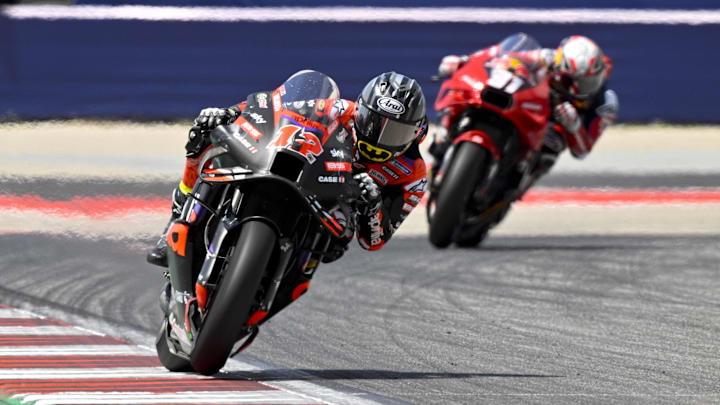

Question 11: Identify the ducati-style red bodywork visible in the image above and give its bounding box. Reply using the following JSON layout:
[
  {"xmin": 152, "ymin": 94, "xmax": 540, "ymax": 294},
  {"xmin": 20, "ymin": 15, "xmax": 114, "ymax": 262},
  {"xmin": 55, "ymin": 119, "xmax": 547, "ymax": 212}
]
[
  {"xmin": 427, "ymin": 34, "xmax": 556, "ymax": 248},
  {"xmin": 435, "ymin": 44, "xmax": 551, "ymax": 156}
]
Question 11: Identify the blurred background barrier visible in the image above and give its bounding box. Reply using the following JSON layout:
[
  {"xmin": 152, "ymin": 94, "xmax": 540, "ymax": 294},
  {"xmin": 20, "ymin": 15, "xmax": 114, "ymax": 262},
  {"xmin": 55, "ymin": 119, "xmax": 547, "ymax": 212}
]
[{"xmin": 1, "ymin": 2, "xmax": 719, "ymax": 122}]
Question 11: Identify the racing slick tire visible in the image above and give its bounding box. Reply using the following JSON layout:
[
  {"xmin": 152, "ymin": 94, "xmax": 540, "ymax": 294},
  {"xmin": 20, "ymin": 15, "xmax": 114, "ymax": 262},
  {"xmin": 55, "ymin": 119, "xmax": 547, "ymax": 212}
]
[
  {"xmin": 456, "ymin": 225, "xmax": 489, "ymax": 248},
  {"xmin": 190, "ymin": 220, "xmax": 276, "ymax": 375},
  {"xmin": 429, "ymin": 142, "xmax": 489, "ymax": 248}
]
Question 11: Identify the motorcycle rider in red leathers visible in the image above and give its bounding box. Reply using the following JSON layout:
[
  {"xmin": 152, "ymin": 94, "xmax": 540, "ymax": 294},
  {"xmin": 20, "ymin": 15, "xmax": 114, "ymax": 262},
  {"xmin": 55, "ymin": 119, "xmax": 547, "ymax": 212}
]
[
  {"xmin": 433, "ymin": 35, "xmax": 619, "ymax": 182},
  {"xmin": 147, "ymin": 71, "xmax": 428, "ymax": 344}
]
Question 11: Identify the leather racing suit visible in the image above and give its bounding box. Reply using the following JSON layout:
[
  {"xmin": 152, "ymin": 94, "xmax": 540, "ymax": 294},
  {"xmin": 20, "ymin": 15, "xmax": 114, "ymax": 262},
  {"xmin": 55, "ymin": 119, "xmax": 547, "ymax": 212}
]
[
  {"xmin": 433, "ymin": 48, "xmax": 619, "ymax": 181},
  {"xmin": 180, "ymin": 93, "xmax": 427, "ymax": 254}
]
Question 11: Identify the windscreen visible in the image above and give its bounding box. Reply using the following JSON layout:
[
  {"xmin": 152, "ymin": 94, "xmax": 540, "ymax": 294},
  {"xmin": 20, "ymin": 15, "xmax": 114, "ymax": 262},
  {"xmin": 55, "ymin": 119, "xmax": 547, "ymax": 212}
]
[
  {"xmin": 498, "ymin": 33, "xmax": 541, "ymax": 55},
  {"xmin": 279, "ymin": 70, "xmax": 340, "ymax": 103}
]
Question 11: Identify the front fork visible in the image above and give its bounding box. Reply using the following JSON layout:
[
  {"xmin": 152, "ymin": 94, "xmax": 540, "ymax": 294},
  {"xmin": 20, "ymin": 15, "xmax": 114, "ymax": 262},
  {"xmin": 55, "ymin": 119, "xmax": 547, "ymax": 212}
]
[{"xmin": 165, "ymin": 181, "xmax": 214, "ymax": 298}]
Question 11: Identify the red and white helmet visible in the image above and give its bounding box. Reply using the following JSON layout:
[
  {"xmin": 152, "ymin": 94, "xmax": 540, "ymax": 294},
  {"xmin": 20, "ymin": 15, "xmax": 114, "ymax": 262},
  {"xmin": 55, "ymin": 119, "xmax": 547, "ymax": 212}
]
[{"xmin": 552, "ymin": 36, "xmax": 610, "ymax": 100}]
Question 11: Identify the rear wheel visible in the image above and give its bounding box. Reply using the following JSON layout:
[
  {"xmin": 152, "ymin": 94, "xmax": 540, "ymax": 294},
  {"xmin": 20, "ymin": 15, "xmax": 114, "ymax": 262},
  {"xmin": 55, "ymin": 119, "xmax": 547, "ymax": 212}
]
[
  {"xmin": 190, "ymin": 220, "xmax": 276, "ymax": 375},
  {"xmin": 428, "ymin": 142, "xmax": 490, "ymax": 248},
  {"xmin": 456, "ymin": 225, "xmax": 489, "ymax": 247}
]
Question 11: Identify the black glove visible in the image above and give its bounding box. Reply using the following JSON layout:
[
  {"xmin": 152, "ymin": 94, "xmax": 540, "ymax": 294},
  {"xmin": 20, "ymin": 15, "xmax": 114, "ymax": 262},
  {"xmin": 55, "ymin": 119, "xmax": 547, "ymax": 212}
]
[
  {"xmin": 354, "ymin": 173, "xmax": 381, "ymax": 216},
  {"xmin": 194, "ymin": 107, "xmax": 238, "ymax": 130}
]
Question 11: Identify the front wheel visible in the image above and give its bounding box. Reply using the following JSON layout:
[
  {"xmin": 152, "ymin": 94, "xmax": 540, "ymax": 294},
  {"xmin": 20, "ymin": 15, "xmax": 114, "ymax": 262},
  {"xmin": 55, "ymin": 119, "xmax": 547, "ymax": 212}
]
[
  {"xmin": 428, "ymin": 142, "xmax": 490, "ymax": 248},
  {"xmin": 190, "ymin": 220, "xmax": 277, "ymax": 375}
]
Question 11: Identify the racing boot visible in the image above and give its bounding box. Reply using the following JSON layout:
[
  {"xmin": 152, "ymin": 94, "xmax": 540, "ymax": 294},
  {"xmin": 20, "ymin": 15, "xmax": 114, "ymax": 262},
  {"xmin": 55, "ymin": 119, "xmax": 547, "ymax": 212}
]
[{"xmin": 146, "ymin": 188, "xmax": 187, "ymax": 267}]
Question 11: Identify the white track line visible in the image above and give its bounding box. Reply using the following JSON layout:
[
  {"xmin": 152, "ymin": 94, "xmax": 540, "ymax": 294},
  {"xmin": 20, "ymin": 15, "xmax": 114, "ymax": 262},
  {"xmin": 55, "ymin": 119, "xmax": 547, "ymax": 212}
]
[
  {"xmin": 0, "ymin": 309, "xmax": 42, "ymax": 318},
  {"xmin": 0, "ymin": 308, "xmax": 367, "ymax": 404},
  {"xmin": 0, "ymin": 345, "xmax": 150, "ymax": 355},
  {"xmin": 3, "ymin": 5, "xmax": 720, "ymax": 25},
  {"xmin": 15, "ymin": 391, "xmax": 316, "ymax": 405},
  {"xmin": 0, "ymin": 367, "xmax": 194, "ymax": 379},
  {"xmin": 0, "ymin": 326, "xmax": 95, "ymax": 335}
]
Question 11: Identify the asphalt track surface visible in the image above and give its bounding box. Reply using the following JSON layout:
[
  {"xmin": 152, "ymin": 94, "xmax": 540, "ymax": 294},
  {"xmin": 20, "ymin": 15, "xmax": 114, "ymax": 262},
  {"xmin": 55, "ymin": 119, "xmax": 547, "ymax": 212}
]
[
  {"xmin": 0, "ymin": 229, "xmax": 718, "ymax": 404},
  {"xmin": 1, "ymin": 123, "xmax": 719, "ymax": 404}
]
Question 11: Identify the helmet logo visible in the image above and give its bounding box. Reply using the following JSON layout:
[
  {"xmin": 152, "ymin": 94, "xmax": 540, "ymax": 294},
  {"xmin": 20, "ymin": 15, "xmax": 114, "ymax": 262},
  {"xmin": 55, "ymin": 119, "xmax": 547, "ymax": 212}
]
[
  {"xmin": 377, "ymin": 97, "xmax": 406, "ymax": 115},
  {"xmin": 358, "ymin": 140, "xmax": 393, "ymax": 163}
]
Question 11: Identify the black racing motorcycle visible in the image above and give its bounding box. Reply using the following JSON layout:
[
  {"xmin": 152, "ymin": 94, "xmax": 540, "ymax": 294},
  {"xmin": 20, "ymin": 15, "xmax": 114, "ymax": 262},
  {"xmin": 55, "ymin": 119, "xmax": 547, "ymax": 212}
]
[{"xmin": 156, "ymin": 70, "xmax": 358, "ymax": 375}]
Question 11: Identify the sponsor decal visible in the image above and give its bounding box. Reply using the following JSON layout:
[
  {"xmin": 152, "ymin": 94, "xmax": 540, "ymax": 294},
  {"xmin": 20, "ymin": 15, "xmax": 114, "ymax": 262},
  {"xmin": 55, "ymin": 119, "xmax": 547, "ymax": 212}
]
[
  {"xmin": 293, "ymin": 100, "xmax": 305, "ymax": 109},
  {"xmin": 336, "ymin": 127, "xmax": 348, "ymax": 143},
  {"xmin": 232, "ymin": 132, "xmax": 258, "ymax": 154},
  {"xmin": 369, "ymin": 211, "xmax": 383, "ymax": 246},
  {"xmin": 248, "ymin": 112, "xmax": 267, "ymax": 124},
  {"xmin": 521, "ymin": 102, "xmax": 543, "ymax": 111},
  {"xmin": 325, "ymin": 161, "xmax": 352, "ymax": 172},
  {"xmin": 402, "ymin": 202, "xmax": 413, "ymax": 213},
  {"xmin": 368, "ymin": 169, "xmax": 388, "ymax": 185},
  {"xmin": 381, "ymin": 165, "xmax": 399, "ymax": 180},
  {"xmin": 353, "ymin": 162, "xmax": 366, "ymax": 170},
  {"xmin": 239, "ymin": 119, "xmax": 263, "ymax": 140},
  {"xmin": 270, "ymin": 125, "xmax": 323, "ymax": 163},
  {"xmin": 330, "ymin": 148, "xmax": 345, "ymax": 159},
  {"xmin": 408, "ymin": 194, "xmax": 421, "ymax": 204},
  {"xmin": 377, "ymin": 96, "xmax": 406, "ymax": 115},
  {"xmin": 391, "ymin": 159, "xmax": 412, "ymax": 175},
  {"xmin": 279, "ymin": 85, "xmax": 286, "ymax": 96},
  {"xmin": 256, "ymin": 93, "xmax": 268, "ymax": 109},
  {"xmin": 331, "ymin": 99, "xmax": 348, "ymax": 119},
  {"xmin": 318, "ymin": 175, "xmax": 345, "ymax": 183},
  {"xmin": 404, "ymin": 178, "xmax": 427, "ymax": 193},
  {"xmin": 273, "ymin": 93, "xmax": 282, "ymax": 112},
  {"xmin": 317, "ymin": 99, "xmax": 326, "ymax": 111},
  {"xmin": 307, "ymin": 99, "xmax": 315, "ymax": 108},
  {"xmin": 461, "ymin": 74, "xmax": 485, "ymax": 90}
]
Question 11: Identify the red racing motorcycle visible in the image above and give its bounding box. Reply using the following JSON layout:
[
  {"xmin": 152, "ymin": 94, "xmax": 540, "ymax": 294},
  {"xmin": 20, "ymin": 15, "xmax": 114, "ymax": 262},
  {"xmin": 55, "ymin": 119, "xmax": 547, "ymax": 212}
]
[{"xmin": 427, "ymin": 33, "xmax": 552, "ymax": 248}]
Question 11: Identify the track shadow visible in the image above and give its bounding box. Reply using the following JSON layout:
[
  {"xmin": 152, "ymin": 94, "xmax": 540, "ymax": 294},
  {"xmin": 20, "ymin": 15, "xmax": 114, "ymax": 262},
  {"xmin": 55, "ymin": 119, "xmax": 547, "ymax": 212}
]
[{"xmin": 217, "ymin": 368, "xmax": 562, "ymax": 381}]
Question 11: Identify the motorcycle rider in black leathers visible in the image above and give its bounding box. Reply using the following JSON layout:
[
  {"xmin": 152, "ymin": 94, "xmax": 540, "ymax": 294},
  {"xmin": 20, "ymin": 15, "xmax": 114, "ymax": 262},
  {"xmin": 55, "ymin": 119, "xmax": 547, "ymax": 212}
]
[{"xmin": 147, "ymin": 71, "xmax": 428, "ymax": 344}]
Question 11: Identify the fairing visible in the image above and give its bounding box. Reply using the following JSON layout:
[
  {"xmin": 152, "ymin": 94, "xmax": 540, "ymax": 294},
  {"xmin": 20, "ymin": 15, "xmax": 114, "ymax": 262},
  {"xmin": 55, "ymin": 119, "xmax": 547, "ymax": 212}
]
[
  {"xmin": 207, "ymin": 71, "xmax": 356, "ymax": 209},
  {"xmin": 434, "ymin": 33, "xmax": 551, "ymax": 152}
]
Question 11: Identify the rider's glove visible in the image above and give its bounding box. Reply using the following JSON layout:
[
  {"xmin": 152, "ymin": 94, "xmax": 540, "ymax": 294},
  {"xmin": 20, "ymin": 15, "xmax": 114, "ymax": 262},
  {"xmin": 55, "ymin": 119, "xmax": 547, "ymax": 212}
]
[
  {"xmin": 437, "ymin": 55, "xmax": 468, "ymax": 78},
  {"xmin": 354, "ymin": 173, "xmax": 381, "ymax": 216},
  {"xmin": 553, "ymin": 102, "xmax": 582, "ymax": 135},
  {"xmin": 194, "ymin": 107, "xmax": 237, "ymax": 130}
]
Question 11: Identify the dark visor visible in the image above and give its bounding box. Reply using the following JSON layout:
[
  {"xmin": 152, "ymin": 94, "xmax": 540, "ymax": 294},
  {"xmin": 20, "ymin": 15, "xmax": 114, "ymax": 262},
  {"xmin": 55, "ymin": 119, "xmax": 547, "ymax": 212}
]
[{"xmin": 355, "ymin": 103, "xmax": 416, "ymax": 149}]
